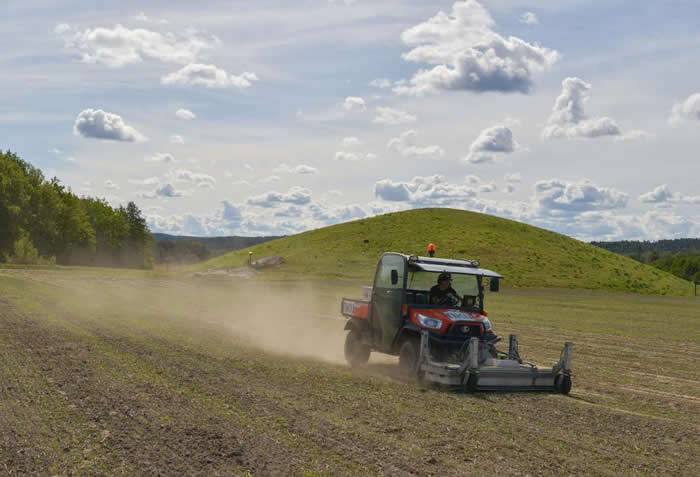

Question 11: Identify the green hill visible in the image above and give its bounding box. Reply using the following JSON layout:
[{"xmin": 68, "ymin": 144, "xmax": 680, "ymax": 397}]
[{"xmin": 202, "ymin": 208, "xmax": 693, "ymax": 295}]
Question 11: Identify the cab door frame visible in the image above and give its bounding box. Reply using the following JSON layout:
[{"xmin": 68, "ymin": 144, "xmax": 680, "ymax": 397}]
[{"xmin": 369, "ymin": 253, "xmax": 407, "ymax": 353}]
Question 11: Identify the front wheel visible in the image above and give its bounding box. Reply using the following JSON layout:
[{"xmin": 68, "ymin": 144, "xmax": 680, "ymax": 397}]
[
  {"xmin": 344, "ymin": 329, "xmax": 370, "ymax": 367},
  {"xmin": 398, "ymin": 338, "xmax": 420, "ymax": 376},
  {"xmin": 555, "ymin": 374, "xmax": 572, "ymax": 395}
]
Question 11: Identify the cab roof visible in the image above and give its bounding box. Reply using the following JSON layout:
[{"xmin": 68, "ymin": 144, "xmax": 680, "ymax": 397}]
[{"xmin": 393, "ymin": 253, "xmax": 503, "ymax": 279}]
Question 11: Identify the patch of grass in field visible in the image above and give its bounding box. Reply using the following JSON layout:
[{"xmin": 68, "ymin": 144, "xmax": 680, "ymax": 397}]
[{"xmin": 202, "ymin": 208, "xmax": 692, "ymax": 295}]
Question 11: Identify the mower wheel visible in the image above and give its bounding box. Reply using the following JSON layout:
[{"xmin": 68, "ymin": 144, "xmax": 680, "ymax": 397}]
[
  {"xmin": 344, "ymin": 329, "xmax": 370, "ymax": 367},
  {"xmin": 398, "ymin": 338, "xmax": 420, "ymax": 376},
  {"xmin": 464, "ymin": 372, "xmax": 479, "ymax": 393},
  {"xmin": 555, "ymin": 374, "xmax": 572, "ymax": 395}
]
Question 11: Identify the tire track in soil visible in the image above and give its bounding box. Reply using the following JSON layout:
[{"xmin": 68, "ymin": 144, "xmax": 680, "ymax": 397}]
[{"xmin": 0, "ymin": 304, "xmax": 318, "ymax": 476}]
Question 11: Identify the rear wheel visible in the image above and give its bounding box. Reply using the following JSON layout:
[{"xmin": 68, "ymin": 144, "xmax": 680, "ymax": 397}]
[
  {"xmin": 344, "ymin": 329, "xmax": 370, "ymax": 367},
  {"xmin": 398, "ymin": 338, "xmax": 420, "ymax": 376},
  {"xmin": 555, "ymin": 374, "xmax": 572, "ymax": 394}
]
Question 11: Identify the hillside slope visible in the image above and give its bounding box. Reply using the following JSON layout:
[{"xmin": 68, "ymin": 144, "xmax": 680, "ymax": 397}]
[{"xmin": 203, "ymin": 208, "xmax": 692, "ymax": 295}]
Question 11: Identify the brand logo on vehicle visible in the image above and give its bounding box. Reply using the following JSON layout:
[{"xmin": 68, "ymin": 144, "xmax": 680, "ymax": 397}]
[{"xmin": 444, "ymin": 310, "xmax": 470, "ymax": 321}]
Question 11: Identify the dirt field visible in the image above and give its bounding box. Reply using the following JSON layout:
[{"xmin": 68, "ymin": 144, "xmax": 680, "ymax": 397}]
[{"xmin": 0, "ymin": 268, "xmax": 698, "ymax": 476}]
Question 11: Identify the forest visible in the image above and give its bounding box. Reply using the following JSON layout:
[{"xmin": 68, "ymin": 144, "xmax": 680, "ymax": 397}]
[
  {"xmin": 593, "ymin": 239, "xmax": 700, "ymax": 283},
  {"xmin": 0, "ymin": 150, "xmax": 152, "ymax": 268}
]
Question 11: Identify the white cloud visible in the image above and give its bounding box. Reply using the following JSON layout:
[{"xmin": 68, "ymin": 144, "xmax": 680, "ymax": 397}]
[
  {"xmin": 639, "ymin": 184, "xmax": 700, "ymax": 204},
  {"xmin": 520, "ymin": 12, "xmax": 538, "ymax": 25},
  {"xmin": 175, "ymin": 169, "xmax": 216, "ymax": 188},
  {"xmin": 542, "ymin": 77, "xmax": 622, "ymax": 139},
  {"xmin": 145, "ymin": 152, "xmax": 175, "ymax": 163},
  {"xmin": 175, "ymin": 108, "xmax": 196, "ymax": 120},
  {"xmin": 139, "ymin": 183, "xmax": 186, "ymax": 199},
  {"xmin": 273, "ymin": 164, "xmax": 319, "ymax": 175},
  {"xmin": 343, "ymin": 96, "xmax": 366, "ymax": 112},
  {"xmin": 394, "ymin": 1, "xmax": 558, "ymax": 96},
  {"xmin": 129, "ymin": 177, "xmax": 160, "ymax": 186},
  {"xmin": 222, "ymin": 201, "xmax": 243, "ymax": 225},
  {"xmin": 64, "ymin": 24, "xmax": 217, "ymax": 68},
  {"xmin": 104, "ymin": 179, "xmax": 120, "ymax": 190},
  {"xmin": 334, "ymin": 151, "xmax": 376, "ymax": 161},
  {"xmin": 375, "ymin": 175, "xmax": 477, "ymax": 204},
  {"xmin": 74, "ymin": 109, "xmax": 146, "ymax": 142},
  {"xmin": 534, "ymin": 179, "xmax": 628, "ymax": 215},
  {"xmin": 387, "ymin": 130, "xmax": 445, "ymax": 158},
  {"xmin": 465, "ymin": 175, "xmax": 480, "ymax": 184},
  {"xmin": 54, "ymin": 23, "xmax": 71, "ymax": 34},
  {"xmin": 170, "ymin": 134, "xmax": 185, "ymax": 144},
  {"xmin": 504, "ymin": 183, "xmax": 516, "ymax": 193},
  {"xmin": 465, "ymin": 125, "xmax": 515, "ymax": 163},
  {"xmin": 479, "ymin": 183, "xmax": 496, "ymax": 193},
  {"xmin": 134, "ymin": 12, "xmax": 168, "ymax": 25},
  {"xmin": 341, "ymin": 136, "xmax": 362, "ymax": 147},
  {"xmin": 369, "ymin": 78, "xmax": 392, "ymax": 89},
  {"xmin": 504, "ymin": 172, "xmax": 521, "ymax": 183},
  {"xmin": 247, "ymin": 187, "xmax": 312, "ymax": 207},
  {"xmin": 258, "ymin": 175, "xmax": 281, "ymax": 183},
  {"xmin": 162, "ymin": 63, "xmax": 258, "ymax": 89},
  {"xmin": 373, "ymin": 107, "xmax": 417, "ymax": 125},
  {"xmin": 669, "ymin": 93, "xmax": 700, "ymax": 125}
]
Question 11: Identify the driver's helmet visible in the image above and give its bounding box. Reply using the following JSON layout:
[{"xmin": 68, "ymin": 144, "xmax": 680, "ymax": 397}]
[{"xmin": 437, "ymin": 272, "xmax": 451, "ymax": 283}]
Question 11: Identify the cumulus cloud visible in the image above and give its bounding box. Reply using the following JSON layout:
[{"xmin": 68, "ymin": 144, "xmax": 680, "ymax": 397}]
[
  {"xmin": 222, "ymin": 200, "xmax": 243, "ymax": 225},
  {"xmin": 369, "ymin": 78, "xmax": 392, "ymax": 89},
  {"xmin": 465, "ymin": 125, "xmax": 515, "ymax": 163},
  {"xmin": 373, "ymin": 107, "xmax": 417, "ymax": 125},
  {"xmin": 273, "ymin": 164, "xmax": 319, "ymax": 175},
  {"xmin": 465, "ymin": 175, "xmax": 480, "ymax": 184},
  {"xmin": 669, "ymin": 93, "xmax": 700, "ymax": 125},
  {"xmin": 375, "ymin": 175, "xmax": 477, "ymax": 204},
  {"xmin": 140, "ymin": 183, "xmax": 186, "ymax": 199},
  {"xmin": 134, "ymin": 12, "xmax": 168, "ymax": 24},
  {"xmin": 479, "ymin": 183, "xmax": 496, "ymax": 193},
  {"xmin": 534, "ymin": 179, "xmax": 628, "ymax": 215},
  {"xmin": 162, "ymin": 63, "xmax": 258, "ymax": 89},
  {"xmin": 175, "ymin": 108, "xmax": 196, "ymax": 120},
  {"xmin": 394, "ymin": 1, "xmax": 558, "ymax": 96},
  {"xmin": 341, "ymin": 136, "xmax": 362, "ymax": 147},
  {"xmin": 145, "ymin": 152, "xmax": 175, "ymax": 163},
  {"xmin": 175, "ymin": 169, "xmax": 216, "ymax": 188},
  {"xmin": 247, "ymin": 187, "xmax": 312, "ymax": 207},
  {"xmin": 343, "ymin": 96, "xmax": 366, "ymax": 112},
  {"xmin": 129, "ymin": 177, "xmax": 160, "ymax": 186},
  {"xmin": 104, "ymin": 180, "xmax": 120, "ymax": 190},
  {"xmin": 504, "ymin": 172, "xmax": 521, "ymax": 183},
  {"xmin": 63, "ymin": 24, "xmax": 217, "ymax": 68},
  {"xmin": 74, "ymin": 109, "xmax": 146, "ymax": 142},
  {"xmin": 170, "ymin": 134, "xmax": 185, "ymax": 144},
  {"xmin": 520, "ymin": 12, "xmax": 538, "ymax": 25},
  {"xmin": 542, "ymin": 77, "xmax": 622, "ymax": 139},
  {"xmin": 639, "ymin": 184, "xmax": 700, "ymax": 204},
  {"xmin": 387, "ymin": 130, "xmax": 445, "ymax": 158},
  {"xmin": 334, "ymin": 151, "xmax": 376, "ymax": 161},
  {"xmin": 54, "ymin": 23, "xmax": 71, "ymax": 34}
]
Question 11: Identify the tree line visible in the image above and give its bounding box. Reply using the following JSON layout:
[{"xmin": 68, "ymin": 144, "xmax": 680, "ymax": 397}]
[
  {"xmin": 0, "ymin": 150, "xmax": 152, "ymax": 268},
  {"xmin": 593, "ymin": 239, "xmax": 700, "ymax": 283}
]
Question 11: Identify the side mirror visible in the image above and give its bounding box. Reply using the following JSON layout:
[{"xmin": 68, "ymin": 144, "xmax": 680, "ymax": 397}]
[
  {"xmin": 390, "ymin": 269, "xmax": 399, "ymax": 285},
  {"xmin": 489, "ymin": 277, "xmax": 500, "ymax": 292}
]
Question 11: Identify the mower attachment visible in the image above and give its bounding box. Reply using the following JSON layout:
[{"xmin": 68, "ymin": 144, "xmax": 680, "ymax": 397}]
[{"xmin": 418, "ymin": 332, "xmax": 573, "ymax": 393}]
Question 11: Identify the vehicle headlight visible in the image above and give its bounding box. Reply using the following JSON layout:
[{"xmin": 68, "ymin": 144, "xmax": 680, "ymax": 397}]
[
  {"xmin": 416, "ymin": 313, "xmax": 442, "ymax": 330},
  {"xmin": 482, "ymin": 317, "xmax": 492, "ymax": 330}
]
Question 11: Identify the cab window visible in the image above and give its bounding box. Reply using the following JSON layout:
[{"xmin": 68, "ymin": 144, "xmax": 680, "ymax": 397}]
[{"xmin": 374, "ymin": 255, "xmax": 405, "ymax": 289}]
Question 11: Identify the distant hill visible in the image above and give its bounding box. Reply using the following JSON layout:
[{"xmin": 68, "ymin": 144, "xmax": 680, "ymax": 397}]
[
  {"xmin": 153, "ymin": 233, "xmax": 280, "ymax": 264},
  {"xmin": 201, "ymin": 208, "xmax": 693, "ymax": 295}
]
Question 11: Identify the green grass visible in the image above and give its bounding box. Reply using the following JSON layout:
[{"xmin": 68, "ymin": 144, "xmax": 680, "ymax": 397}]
[{"xmin": 202, "ymin": 208, "xmax": 693, "ymax": 295}]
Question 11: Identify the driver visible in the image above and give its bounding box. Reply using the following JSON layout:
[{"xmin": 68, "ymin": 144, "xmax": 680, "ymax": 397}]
[{"xmin": 429, "ymin": 272, "xmax": 460, "ymax": 306}]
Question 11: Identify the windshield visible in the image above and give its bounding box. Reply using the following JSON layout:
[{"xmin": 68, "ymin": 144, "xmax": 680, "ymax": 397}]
[{"xmin": 407, "ymin": 271, "xmax": 480, "ymax": 297}]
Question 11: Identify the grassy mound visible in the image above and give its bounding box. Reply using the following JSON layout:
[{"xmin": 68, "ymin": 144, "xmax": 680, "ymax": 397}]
[{"xmin": 202, "ymin": 208, "xmax": 692, "ymax": 295}]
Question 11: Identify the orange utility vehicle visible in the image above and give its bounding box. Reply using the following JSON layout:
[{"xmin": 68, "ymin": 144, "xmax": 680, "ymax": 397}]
[{"xmin": 341, "ymin": 252, "xmax": 573, "ymax": 393}]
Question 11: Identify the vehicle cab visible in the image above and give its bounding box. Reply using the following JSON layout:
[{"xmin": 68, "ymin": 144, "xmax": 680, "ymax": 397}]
[{"xmin": 342, "ymin": 252, "xmax": 503, "ymax": 371}]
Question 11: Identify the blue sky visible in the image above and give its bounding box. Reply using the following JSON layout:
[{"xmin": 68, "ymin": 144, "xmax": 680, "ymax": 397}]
[{"xmin": 2, "ymin": 0, "xmax": 699, "ymax": 238}]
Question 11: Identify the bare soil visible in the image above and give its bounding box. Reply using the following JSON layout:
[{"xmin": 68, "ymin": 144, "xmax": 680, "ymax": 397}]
[{"xmin": 0, "ymin": 269, "xmax": 698, "ymax": 476}]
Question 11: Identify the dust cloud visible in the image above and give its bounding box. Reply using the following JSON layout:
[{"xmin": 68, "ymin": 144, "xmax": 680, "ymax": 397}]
[{"xmin": 6, "ymin": 269, "xmax": 358, "ymax": 365}]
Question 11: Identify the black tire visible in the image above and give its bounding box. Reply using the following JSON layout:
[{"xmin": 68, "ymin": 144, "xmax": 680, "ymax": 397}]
[
  {"xmin": 398, "ymin": 338, "xmax": 420, "ymax": 376},
  {"xmin": 555, "ymin": 374, "xmax": 572, "ymax": 395},
  {"xmin": 344, "ymin": 329, "xmax": 370, "ymax": 367}
]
